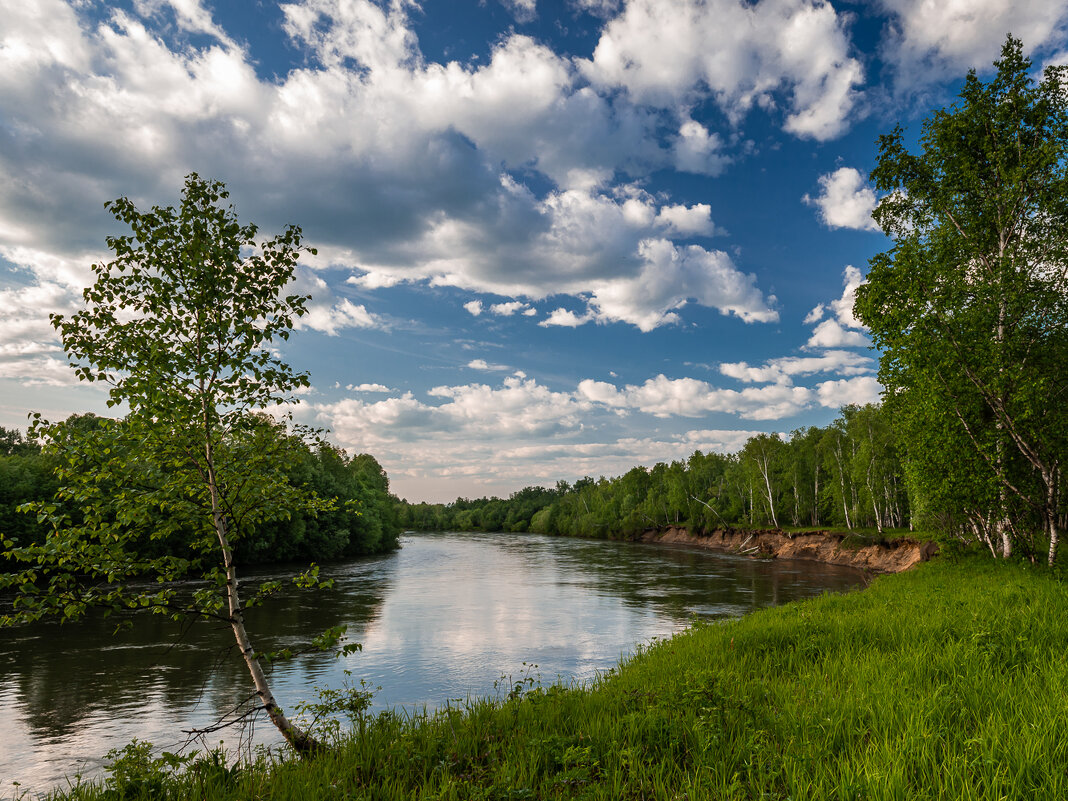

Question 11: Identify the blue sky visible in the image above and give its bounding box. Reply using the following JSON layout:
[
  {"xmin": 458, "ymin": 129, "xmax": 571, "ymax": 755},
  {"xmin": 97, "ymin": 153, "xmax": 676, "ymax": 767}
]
[{"xmin": 1, "ymin": 0, "xmax": 1066, "ymax": 501}]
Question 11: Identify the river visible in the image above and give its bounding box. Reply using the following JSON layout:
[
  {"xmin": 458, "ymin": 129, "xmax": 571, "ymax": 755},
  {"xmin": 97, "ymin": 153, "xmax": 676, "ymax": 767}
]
[{"xmin": 0, "ymin": 531, "xmax": 867, "ymax": 794}]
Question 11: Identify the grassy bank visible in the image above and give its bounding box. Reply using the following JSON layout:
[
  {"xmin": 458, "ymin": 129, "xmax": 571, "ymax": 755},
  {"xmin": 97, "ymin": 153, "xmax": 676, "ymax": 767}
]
[{"xmin": 47, "ymin": 556, "xmax": 1068, "ymax": 800}]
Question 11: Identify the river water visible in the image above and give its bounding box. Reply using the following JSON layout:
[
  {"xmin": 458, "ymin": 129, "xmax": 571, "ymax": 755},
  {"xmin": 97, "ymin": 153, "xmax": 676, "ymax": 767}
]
[{"xmin": 0, "ymin": 531, "xmax": 867, "ymax": 794}]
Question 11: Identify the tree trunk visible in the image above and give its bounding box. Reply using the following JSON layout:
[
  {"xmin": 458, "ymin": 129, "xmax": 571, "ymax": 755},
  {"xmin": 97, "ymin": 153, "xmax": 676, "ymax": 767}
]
[
  {"xmin": 812, "ymin": 466, "xmax": 820, "ymax": 527},
  {"xmin": 832, "ymin": 442, "xmax": 852, "ymax": 530},
  {"xmin": 204, "ymin": 434, "xmax": 322, "ymax": 757},
  {"xmin": 866, "ymin": 459, "xmax": 883, "ymax": 535},
  {"xmin": 1047, "ymin": 466, "xmax": 1060, "ymax": 567},
  {"xmin": 757, "ymin": 452, "xmax": 779, "ymax": 528}
]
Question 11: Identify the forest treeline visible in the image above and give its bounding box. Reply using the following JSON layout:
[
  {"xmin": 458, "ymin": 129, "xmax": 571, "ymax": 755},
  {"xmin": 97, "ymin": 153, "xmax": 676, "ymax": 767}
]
[
  {"xmin": 397, "ymin": 403, "xmax": 910, "ymax": 540},
  {"xmin": 0, "ymin": 414, "xmax": 400, "ymax": 566}
]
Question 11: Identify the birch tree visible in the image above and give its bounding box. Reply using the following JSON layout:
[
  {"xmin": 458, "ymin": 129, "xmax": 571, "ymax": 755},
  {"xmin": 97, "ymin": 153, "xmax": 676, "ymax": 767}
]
[
  {"xmin": 0, "ymin": 175, "xmax": 340, "ymax": 755},
  {"xmin": 856, "ymin": 37, "xmax": 1068, "ymax": 563}
]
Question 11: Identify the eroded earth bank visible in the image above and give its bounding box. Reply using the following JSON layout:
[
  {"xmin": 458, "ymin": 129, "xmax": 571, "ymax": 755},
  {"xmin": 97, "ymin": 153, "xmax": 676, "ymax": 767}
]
[{"xmin": 639, "ymin": 526, "xmax": 939, "ymax": 573}]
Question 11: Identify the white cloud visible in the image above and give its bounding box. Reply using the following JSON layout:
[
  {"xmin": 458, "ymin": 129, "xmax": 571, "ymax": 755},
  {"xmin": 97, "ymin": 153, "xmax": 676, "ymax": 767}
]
[
  {"xmin": 571, "ymin": 0, "xmax": 621, "ymax": 18},
  {"xmin": 133, "ymin": 0, "xmax": 236, "ymax": 46},
  {"xmin": 654, "ymin": 203, "xmax": 718, "ymax": 237},
  {"xmin": 539, "ymin": 308, "xmax": 592, "ymax": 328},
  {"xmin": 827, "ymin": 264, "xmax": 865, "ymax": 330},
  {"xmin": 673, "ymin": 119, "xmax": 731, "ymax": 176},
  {"xmin": 582, "ymin": 0, "xmax": 864, "ymax": 140},
  {"xmin": 816, "ymin": 376, "xmax": 882, "ymax": 408},
  {"xmin": 464, "ymin": 300, "xmax": 484, "ymax": 316},
  {"xmin": 291, "ymin": 270, "xmax": 382, "ymax": 335},
  {"xmin": 346, "ymin": 383, "xmax": 392, "ymax": 392},
  {"xmin": 489, "ymin": 301, "xmax": 529, "ymax": 316},
  {"xmin": 467, "ymin": 358, "xmax": 510, "ymax": 371},
  {"xmin": 305, "ymin": 370, "xmax": 845, "ymax": 501},
  {"xmin": 804, "ymin": 265, "xmax": 869, "ymax": 348},
  {"xmin": 500, "ymin": 0, "xmax": 537, "ymax": 23},
  {"xmin": 877, "ymin": 0, "xmax": 1068, "ymax": 88},
  {"xmin": 803, "ymin": 304, "xmax": 825, "ymax": 324},
  {"xmin": 803, "ymin": 167, "xmax": 879, "ymax": 231},
  {"xmin": 316, "ymin": 375, "xmax": 588, "ymax": 448},
  {"xmin": 301, "ymin": 298, "xmax": 379, "ymax": 335},
  {"xmin": 719, "ymin": 350, "xmax": 874, "ymax": 384},
  {"xmin": 0, "ymin": 0, "xmax": 786, "ymax": 344},
  {"xmin": 806, "ymin": 319, "xmax": 869, "ymax": 349},
  {"xmin": 587, "ymin": 239, "xmax": 777, "ymax": 331},
  {"xmin": 579, "ymin": 374, "xmax": 814, "ymax": 421},
  {"xmin": 4, "ymin": 356, "xmax": 82, "ymax": 387}
]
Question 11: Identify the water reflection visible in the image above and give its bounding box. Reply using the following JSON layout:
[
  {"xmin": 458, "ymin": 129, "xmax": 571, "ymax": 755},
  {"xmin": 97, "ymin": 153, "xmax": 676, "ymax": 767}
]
[{"xmin": 0, "ymin": 532, "xmax": 865, "ymax": 793}]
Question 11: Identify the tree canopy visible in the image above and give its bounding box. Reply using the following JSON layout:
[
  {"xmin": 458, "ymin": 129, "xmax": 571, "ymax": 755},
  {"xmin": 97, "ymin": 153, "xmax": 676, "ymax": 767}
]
[
  {"xmin": 0, "ymin": 175, "xmax": 347, "ymax": 755},
  {"xmin": 855, "ymin": 36, "xmax": 1068, "ymax": 564}
]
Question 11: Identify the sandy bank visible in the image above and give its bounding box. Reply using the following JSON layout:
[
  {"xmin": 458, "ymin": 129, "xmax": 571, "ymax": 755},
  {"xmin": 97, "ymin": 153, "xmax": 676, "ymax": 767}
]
[{"xmin": 638, "ymin": 526, "xmax": 938, "ymax": 573}]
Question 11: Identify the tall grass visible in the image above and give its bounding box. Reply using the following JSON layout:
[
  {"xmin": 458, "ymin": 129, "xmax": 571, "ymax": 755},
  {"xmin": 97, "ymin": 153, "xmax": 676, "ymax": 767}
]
[{"xmin": 45, "ymin": 556, "xmax": 1068, "ymax": 800}]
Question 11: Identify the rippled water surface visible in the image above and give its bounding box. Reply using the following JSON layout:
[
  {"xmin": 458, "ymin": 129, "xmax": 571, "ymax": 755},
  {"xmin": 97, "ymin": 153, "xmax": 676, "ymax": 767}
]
[{"xmin": 0, "ymin": 531, "xmax": 867, "ymax": 793}]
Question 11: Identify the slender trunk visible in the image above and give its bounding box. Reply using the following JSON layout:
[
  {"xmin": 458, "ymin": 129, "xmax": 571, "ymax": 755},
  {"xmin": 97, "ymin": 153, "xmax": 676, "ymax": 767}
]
[
  {"xmin": 758, "ymin": 452, "xmax": 779, "ymax": 528},
  {"xmin": 832, "ymin": 441, "xmax": 852, "ymax": 530},
  {"xmin": 1047, "ymin": 466, "xmax": 1060, "ymax": 567},
  {"xmin": 971, "ymin": 515, "xmax": 997, "ymax": 557},
  {"xmin": 792, "ymin": 469, "xmax": 800, "ymax": 527},
  {"xmin": 865, "ymin": 458, "xmax": 883, "ymax": 535},
  {"xmin": 204, "ymin": 432, "xmax": 321, "ymax": 757},
  {"xmin": 812, "ymin": 465, "xmax": 820, "ymax": 527}
]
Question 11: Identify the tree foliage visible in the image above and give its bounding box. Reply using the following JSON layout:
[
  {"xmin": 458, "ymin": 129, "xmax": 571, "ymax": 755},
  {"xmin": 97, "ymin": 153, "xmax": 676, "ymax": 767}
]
[
  {"xmin": 0, "ymin": 175, "xmax": 351, "ymax": 755},
  {"xmin": 855, "ymin": 36, "xmax": 1068, "ymax": 564}
]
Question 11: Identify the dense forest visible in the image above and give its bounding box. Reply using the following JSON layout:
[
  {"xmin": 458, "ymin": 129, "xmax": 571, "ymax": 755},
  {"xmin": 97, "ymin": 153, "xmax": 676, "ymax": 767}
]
[
  {"xmin": 0, "ymin": 414, "xmax": 401, "ymax": 566},
  {"xmin": 396, "ymin": 402, "xmax": 912, "ymax": 541}
]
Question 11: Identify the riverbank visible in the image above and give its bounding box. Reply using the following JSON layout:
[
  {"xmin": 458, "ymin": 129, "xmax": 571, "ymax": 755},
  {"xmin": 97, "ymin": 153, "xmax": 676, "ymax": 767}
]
[
  {"xmin": 43, "ymin": 555, "xmax": 1068, "ymax": 800},
  {"xmin": 639, "ymin": 525, "xmax": 939, "ymax": 573}
]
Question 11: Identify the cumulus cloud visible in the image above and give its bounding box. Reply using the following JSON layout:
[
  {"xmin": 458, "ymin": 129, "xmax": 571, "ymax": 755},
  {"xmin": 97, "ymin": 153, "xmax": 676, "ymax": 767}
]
[
  {"xmin": 876, "ymin": 0, "xmax": 1068, "ymax": 88},
  {"xmin": 816, "ymin": 376, "xmax": 882, "ymax": 408},
  {"xmin": 290, "ymin": 270, "xmax": 382, "ymax": 335},
  {"xmin": 539, "ymin": 308, "xmax": 592, "ymax": 328},
  {"xmin": 346, "ymin": 383, "xmax": 392, "ymax": 392},
  {"xmin": 581, "ymin": 0, "xmax": 864, "ymax": 140},
  {"xmin": 133, "ymin": 0, "xmax": 236, "ymax": 46},
  {"xmin": 803, "ymin": 167, "xmax": 880, "ymax": 231},
  {"xmin": 804, "ymin": 265, "xmax": 870, "ymax": 349},
  {"xmin": 0, "ymin": 0, "xmax": 793, "ymax": 346},
  {"xmin": 306, "ymin": 370, "xmax": 868, "ymax": 500},
  {"xmin": 673, "ymin": 119, "xmax": 731, "ymax": 176},
  {"xmin": 806, "ymin": 319, "xmax": 869, "ymax": 349},
  {"xmin": 654, "ymin": 203, "xmax": 718, "ymax": 237},
  {"xmin": 489, "ymin": 301, "xmax": 530, "ymax": 316},
  {"xmin": 577, "ymin": 375, "xmax": 814, "ymax": 421},
  {"xmin": 719, "ymin": 350, "xmax": 874, "ymax": 385},
  {"xmin": 464, "ymin": 300, "xmax": 484, "ymax": 316},
  {"xmin": 318, "ymin": 376, "xmax": 588, "ymax": 448}
]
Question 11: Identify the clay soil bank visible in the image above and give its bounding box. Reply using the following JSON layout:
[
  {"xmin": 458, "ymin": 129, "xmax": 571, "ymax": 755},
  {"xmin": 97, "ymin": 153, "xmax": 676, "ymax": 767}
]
[{"xmin": 638, "ymin": 526, "xmax": 938, "ymax": 573}]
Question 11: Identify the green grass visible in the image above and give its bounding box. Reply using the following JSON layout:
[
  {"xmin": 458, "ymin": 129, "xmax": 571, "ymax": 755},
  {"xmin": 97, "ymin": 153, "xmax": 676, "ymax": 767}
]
[{"xmin": 40, "ymin": 556, "xmax": 1068, "ymax": 800}]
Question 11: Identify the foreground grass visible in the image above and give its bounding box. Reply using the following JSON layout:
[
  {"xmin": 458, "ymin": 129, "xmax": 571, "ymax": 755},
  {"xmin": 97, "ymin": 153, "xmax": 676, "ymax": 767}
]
[{"xmin": 49, "ymin": 556, "xmax": 1068, "ymax": 800}]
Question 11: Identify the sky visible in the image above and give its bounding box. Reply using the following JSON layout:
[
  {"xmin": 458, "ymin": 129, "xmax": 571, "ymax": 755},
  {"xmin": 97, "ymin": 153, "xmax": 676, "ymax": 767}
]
[{"xmin": 1, "ymin": 0, "xmax": 1066, "ymax": 502}]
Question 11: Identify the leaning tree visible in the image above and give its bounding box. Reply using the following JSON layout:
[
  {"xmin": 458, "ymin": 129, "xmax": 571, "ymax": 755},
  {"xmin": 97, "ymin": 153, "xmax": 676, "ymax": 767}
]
[
  {"xmin": 855, "ymin": 37, "xmax": 1068, "ymax": 564},
  {"xmin": 0, "ymin": 174, "xmax": 344, "ymax": 754}
]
